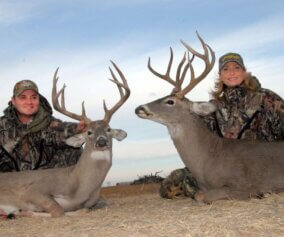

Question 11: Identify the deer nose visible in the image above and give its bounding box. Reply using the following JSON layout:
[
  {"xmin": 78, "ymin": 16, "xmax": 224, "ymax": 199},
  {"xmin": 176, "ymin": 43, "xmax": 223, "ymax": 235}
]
[
  {"xmin": 96, "ymin": 136, "xmax": 108, "ymax": 147},
  {"xmin": 135, "ymin": 105, "xmax": 144, "ymax": 114},
  {"xmin": 135, "ymin": 105, "xmax": 151, "ymax": 118}
]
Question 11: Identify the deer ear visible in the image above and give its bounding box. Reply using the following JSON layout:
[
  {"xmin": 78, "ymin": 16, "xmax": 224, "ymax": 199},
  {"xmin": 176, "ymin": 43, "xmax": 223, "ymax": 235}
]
[
  {"xmin": 111, "ymin": 129, "xmax": 127, "ymax": 141},
  {"xmin": 65, "ymin": 134, "xmax": 85, "ymax": 147},
  {"xmin": 192, "ymin": 102, "xmax": 217, "ymax": 116}
]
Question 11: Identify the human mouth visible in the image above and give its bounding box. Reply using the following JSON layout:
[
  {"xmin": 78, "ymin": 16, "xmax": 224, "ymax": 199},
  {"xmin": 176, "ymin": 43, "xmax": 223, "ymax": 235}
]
[{"xmin": 228, "ymin": 77, "xmax": 238, "ymax": 81}]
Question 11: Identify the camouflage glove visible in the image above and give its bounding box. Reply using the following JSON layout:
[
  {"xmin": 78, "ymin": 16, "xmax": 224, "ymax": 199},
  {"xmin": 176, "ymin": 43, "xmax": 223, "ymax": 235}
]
[{"xmin": 159, "ymin": 167, "xmax": 199, "ymax": 199}]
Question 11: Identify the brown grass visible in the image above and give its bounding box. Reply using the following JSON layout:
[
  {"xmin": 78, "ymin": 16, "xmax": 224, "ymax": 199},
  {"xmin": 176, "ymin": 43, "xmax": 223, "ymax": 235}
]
[{"xmin": 1, "ymin": 184, "xmax": 283, "ymax": 237}]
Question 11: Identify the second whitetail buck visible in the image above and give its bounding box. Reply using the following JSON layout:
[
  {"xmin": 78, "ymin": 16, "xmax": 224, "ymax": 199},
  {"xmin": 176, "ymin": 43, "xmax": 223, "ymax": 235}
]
[
  {"xmin": 135, "ymin": 33, "xmax": 284, "ymax": 203},
  {"xmin": 0, "ymin": 62, "xmax": 130, "ymax": 217}
]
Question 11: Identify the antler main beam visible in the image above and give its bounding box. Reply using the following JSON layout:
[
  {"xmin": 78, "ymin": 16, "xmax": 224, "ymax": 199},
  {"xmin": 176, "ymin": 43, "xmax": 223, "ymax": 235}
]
[
  {"xmin": 148, "ymin": 32, "xmax": 215, "ymax": 98},
  {"xmin": 148, "ymin": 48, "xmax": 193, "ymax": 93},
  {"xmin": 103, "ymin": 61, "xmax": 130, "ymax": 123},
  {"xmin": 52, "ymin": 68, "xmax": 90, "ymax": 123},
  {"xmin": 177, "ymin": 32, "xmax": 215, "ymax": 98}
]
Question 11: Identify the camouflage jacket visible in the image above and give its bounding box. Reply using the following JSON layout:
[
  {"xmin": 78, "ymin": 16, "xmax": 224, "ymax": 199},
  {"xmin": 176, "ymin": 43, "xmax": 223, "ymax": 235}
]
[
  {"xmin": 202, "ymin": 78, "xmax": 284, "ymax": 141},
  {"xmin": 0, "ymin": 94, "xmax": 82, "ymax": 172}
]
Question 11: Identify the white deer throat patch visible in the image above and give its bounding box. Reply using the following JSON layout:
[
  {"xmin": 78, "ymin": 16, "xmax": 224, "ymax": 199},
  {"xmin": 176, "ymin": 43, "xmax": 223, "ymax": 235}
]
[
  {"xmin": 168, "ymin": 124, "xmax": 184, "ymax": 139},
  {"xmin": 90, "ymin": 150, "xmax": 111, "ymax": 162}
]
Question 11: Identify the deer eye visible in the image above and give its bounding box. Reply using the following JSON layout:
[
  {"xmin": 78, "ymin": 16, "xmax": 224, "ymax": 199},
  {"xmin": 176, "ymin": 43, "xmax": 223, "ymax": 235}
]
[
  {"xmin": 87, "ymin": 131, "xmax": 92, "ymax": 136},
  {"xmin": 107, "ymin": 128, "xmax": 111, "ymax": 132},
  {"xmin": 166, "ymin": 99, "xmax": 175, "ymax": 105}
]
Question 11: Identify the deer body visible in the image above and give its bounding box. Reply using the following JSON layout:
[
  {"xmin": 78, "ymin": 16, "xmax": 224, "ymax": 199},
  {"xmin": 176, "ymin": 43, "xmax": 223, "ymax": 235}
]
[
  {"xmin": 135, "ymin": 33, "xmax": 284, "ymax": 202},
  {"xmin": 137, "ymin": 95, "xmax": 284, "ymax": 202},
  {"xmin": 0, "ymin": 62, "xmax": 130, "ymax": 217},
  {"xmin": 0, "ymin": 148, "xmax": 111, "ymax": 214}
]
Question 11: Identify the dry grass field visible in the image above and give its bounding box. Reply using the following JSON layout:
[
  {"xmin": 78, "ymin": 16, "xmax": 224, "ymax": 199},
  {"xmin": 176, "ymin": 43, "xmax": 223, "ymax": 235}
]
[{"xmin": 1, "ymin": 183, "xmax": 283, "ymax": 237}]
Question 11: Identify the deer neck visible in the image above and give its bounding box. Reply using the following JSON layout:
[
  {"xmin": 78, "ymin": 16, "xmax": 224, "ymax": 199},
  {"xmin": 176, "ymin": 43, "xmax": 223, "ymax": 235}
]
[
  {"xmin": 72, "ymin": 146, "xmax": 112, "ymax": 189},
  {"xmin": 167, "ymin": 113, "xmax": 220, "ymax": 180}
]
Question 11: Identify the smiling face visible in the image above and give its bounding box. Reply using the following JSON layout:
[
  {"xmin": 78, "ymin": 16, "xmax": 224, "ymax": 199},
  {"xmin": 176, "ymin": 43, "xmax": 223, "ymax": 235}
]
[
  {"xmin": 219, "ymin": 61, "xmax": 246, "ymax": 87},
  {"xmin": 11, "ymin": 89, "xmax": 40, "ymax": 124}
]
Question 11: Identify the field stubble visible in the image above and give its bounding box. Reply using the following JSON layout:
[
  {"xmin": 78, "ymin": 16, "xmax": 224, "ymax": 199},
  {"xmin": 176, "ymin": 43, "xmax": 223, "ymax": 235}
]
[{"xmin": 0, "ymin": 183, "xmax": 283, "ymax": 237}]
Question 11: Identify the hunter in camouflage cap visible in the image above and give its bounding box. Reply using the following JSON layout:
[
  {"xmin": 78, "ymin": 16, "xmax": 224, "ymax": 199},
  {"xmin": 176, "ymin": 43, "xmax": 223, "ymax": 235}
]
[
  {"xmin": 13, "ymin": 80, "xmax": 39, "ymax": 97},
  {"xmin": 219, "ymin": 52, "xmax": 245, "ymax": 72}
]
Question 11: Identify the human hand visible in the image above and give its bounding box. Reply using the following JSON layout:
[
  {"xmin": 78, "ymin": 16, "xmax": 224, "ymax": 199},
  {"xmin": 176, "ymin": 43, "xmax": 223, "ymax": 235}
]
[{"xmin": 76, "ymin": 120, "xmax": 88, "ymax": 133}]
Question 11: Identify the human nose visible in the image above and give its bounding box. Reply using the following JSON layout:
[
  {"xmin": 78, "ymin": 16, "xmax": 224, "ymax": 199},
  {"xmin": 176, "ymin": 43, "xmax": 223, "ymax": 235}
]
[
  {"xmin": 228, "ymin": 68, "xmax": 236, "ymax": 75},
  {"xmin": 26, "ymin": 97, "xmax": 34, "ymax": 104}
]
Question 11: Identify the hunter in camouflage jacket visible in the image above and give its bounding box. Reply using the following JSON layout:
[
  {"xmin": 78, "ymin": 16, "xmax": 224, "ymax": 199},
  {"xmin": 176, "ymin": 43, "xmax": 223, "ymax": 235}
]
[
  {"xmin": 0, "ymin": 94, "xmax": 82, "ymax": 172},
  {"xmin": 160, "ymin": 76, "xmax": 284, "ymax": 199},
  {"xmin": 203, "ymin": 76, "xmax": 284, "ymax": 141}
]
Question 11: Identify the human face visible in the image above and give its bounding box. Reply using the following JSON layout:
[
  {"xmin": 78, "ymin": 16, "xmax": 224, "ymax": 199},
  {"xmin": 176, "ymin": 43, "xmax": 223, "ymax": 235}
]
[
  {"xmin": 11, "ymin": 90, "xmax": 39, "ymax": 123},
  {"xmin": 219, "ymin": 62, "xmax": 246, "ymax": 87}
]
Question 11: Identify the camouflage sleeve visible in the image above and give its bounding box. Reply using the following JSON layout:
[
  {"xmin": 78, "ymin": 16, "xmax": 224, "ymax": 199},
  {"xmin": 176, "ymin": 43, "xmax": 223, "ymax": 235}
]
[
  {"xmin": 47, "ymin": 117, "xmax": 80, "ymax": 146},
  {"xmin": 260, "ymin": 89, "xmax": 284, "ymax": 140},
  {"xmin": 0, "ymin": 119, "xmax": 20, "ymax": 171},
  {"xmin": 0, "ymin": 119, "xmax": 16, "ymax": 153},
  {"xmin": 0, "ymin": 126, "xmax": 8, "ymax": 167},
  {"xmin": 1, "ymin": 120, "xmax": 22, "ymax": 153},
  {"xmin": 0, "ymin": 119, "xmax": 5, "ymax": 149}
]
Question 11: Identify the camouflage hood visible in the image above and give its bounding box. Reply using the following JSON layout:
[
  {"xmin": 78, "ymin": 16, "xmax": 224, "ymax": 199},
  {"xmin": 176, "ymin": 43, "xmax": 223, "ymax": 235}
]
[{"xmin": 3, "ymin": 94, "xmax": 53, "ymax": 133}]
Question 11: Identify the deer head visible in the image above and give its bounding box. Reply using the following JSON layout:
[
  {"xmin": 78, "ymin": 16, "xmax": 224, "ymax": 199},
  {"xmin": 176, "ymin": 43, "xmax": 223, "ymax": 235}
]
[
  {"xmin": 135, "ymin": 32, "xmax": 216, "ymax": 125},
  {"xmin": 52, "ymin": 61, "xmax": 130, "ymax": 152}
]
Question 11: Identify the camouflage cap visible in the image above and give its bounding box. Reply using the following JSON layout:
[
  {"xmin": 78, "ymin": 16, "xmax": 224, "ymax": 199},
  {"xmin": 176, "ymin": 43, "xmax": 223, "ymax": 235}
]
[
  {"xmin": 13, "ymin": 80, "xmax": 39, "ymax": 96},
  {"xmin": 219, "ymin": 52, "xmax": 245, "ymax": 71}
]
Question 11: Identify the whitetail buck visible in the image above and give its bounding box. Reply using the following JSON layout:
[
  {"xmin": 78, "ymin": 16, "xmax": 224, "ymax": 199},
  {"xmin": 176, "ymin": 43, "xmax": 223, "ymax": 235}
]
[
  {"xmin": 0, "ymin": 62, "xmax": 130, "ymax": 217},
  {"xmin": 135, "ymin": 33, "xmax": 284, "ymax": 203}
]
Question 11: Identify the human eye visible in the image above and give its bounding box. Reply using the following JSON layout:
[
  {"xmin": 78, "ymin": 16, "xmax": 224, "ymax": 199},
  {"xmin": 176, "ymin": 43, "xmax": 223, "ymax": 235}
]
[
  {"xmin": 235, "ymin": 65, "xmax": 242, "ymax": 70},
  {"xmin": 18, "ymin": 95, "xmax": 26, "ymax": 100}
]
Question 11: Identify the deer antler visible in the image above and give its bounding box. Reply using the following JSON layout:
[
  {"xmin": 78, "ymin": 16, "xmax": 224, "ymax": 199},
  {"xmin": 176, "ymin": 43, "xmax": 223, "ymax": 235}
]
[
  {"xmin": 103, "ymin": 61, "xmax": 130, "ymax": 123},
  {"xmin": 177, "ymin": 32, "xmax": 215, "ymax": 98},
  {"xmin": 148, "ymin": 48, "xmax": 193, "ymax": 94},
  {"xmin": 148, "ymin": 32, "xmax": 215, "ymax": 98},
  {"xmin": 52, "ymin": 68, "xmax": 91, "ymax": 123}
]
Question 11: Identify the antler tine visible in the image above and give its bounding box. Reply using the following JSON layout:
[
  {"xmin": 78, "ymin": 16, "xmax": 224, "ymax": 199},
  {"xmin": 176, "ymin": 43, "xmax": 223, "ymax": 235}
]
[
  {"xmin": 103, "ymin": 61, "xmax": 130, "ymax": 124},
  {"xmin": 173, "ymin": 51, "xmax": 196, "ymax": 94},
  {"xmin": 60, "ymin": 84, "xmax": 67, "ymax": 110},
  {"xmin": 52, "ymin": 68, "xmax": 90, "ymax": 123},
  {"xmin": 176, "ymin": 32, "xmax": 215, "ymax": 98},
  {"xmin": 148, "ymin": 48, "xmax": 177, "ymax": 88},
  {"xmin": 174, "ymin": 52, "xmax": 186, "ymax": 92}
]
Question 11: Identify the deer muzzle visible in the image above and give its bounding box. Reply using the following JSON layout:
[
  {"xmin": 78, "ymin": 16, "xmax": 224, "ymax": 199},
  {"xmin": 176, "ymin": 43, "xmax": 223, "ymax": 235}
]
[
  {"xmin": 135, "ymin": 105, "xmax": 152, "ymax": 118},
  {"xmin": 96, "ymin": 136, "xmax": 108, "ymax": 148}
]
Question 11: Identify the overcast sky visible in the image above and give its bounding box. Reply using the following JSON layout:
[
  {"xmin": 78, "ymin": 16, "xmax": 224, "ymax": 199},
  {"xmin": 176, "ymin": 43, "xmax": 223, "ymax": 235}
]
[{"xmin": 1, "ymin": 0, "xmax": 284, "ymax": 185}]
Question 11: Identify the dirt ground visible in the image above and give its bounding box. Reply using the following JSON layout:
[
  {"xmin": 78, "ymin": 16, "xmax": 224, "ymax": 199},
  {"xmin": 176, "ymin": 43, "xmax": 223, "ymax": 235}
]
[{"xmin": 1, "ymin": 183, "xmax": 283, "ymax": 237}]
